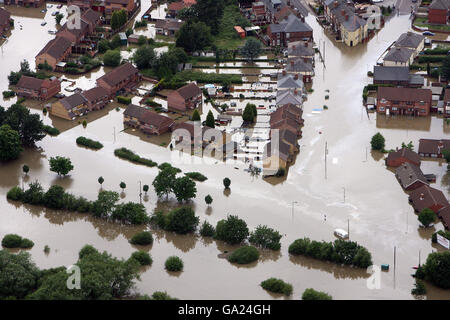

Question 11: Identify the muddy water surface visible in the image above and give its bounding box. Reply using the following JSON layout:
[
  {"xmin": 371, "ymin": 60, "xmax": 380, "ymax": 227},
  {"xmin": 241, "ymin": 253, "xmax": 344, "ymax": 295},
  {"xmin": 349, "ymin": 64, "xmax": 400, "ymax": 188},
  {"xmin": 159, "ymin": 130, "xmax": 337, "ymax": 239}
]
[{"xmin": 0, "ymin": 7, "xmax": 450, "ymax": 299}]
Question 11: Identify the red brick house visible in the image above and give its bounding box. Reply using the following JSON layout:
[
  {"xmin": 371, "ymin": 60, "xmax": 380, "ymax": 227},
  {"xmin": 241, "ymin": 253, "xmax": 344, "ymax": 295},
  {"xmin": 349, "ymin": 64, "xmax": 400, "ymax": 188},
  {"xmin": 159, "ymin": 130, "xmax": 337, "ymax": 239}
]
[
  {"xmin": 82, "ymin": 86, "xmax": 110, "ymax": 110},
  {"xmin": 267, "ymin": 14, "xmax": 313, "ymax": 47},
  {"xmin": 35, "ymin": 36, "xmax": 73, "ymax": 70},
  {"xmin": 409, "ymin": 185, "xmax": 449, "ymax": 214},
  {"xmin": 0, "ymin": 8, "xmax": 12, "ymax": 36},
  {"xmin": 167, "ymin": 83, "xmax": 202, "ymax": 113},
  {"xmin": 167, "ymin": 0, "xmax": 196, "ymax": 18},
  {"xmin": 437, "ymin": 206, "xmax": 450, "ymax": 229},
  {"xmin": 376, "ymin": 87, "xmax": 432, "ymax": 116},
  {"xmin": 15, "ymin": 76, "xmax": 61, "ymax": 100},
  {"xmin": 57, "ymin": 9, "xmax": 102, "ymax": 45},
  {"xmin": 385, "ymin": 148, "xmax": 421, "ymax": 167},
  {"xmin": 96, "ymin": 62, "xmax": 141, "ymax": 97},
  {"xmin": 395, "ymin": 162, "xmax": 429, "ymax": 191},
  {"xmin": 67, "ymin": 0, "xmax": 94, "ymax": 11},
  {"xmin": 428, "ymin": 0, "xmax": 450, "ymax": 25},
  {"xmin": 104, "ymin": 0, "xmax": 136, "ymax": 15},
  {"xmin": 251, "ymin": 1, "xmax": 267, "ymax": 25},
  {"xmin": 123, "ymin": 104, "xmax": 174, "ymax": 135}
]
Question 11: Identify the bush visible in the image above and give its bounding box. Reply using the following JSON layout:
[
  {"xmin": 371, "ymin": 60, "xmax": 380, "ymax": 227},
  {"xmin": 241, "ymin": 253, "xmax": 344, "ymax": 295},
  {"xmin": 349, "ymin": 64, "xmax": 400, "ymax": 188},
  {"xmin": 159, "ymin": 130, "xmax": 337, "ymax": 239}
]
[
  {"xmin": 22, "ymin": 181, "xmax": 44, "ymax": 205},
  {"xmin": 130, "ymin": 231, "xmax": 153, "ymax": 245},
  {"xmin": 260, "ymin": 278, "xmax": 293, "ymax": 296},
  {"xmin": 156, "ymin": 207, "xmax": 200, "ymax": 234},
  {"xmin": 215, "ymin": 215, "xmax": 249, "ymax": 245},
  {"xmin": 249, "ymin": 225, "xmax": 282, "ymax": 250},
  {"xmin": 421, "ymin": 251, "xmax": 450, "ymax": 289},
  {"xmin": 7, "ymin": 186, "xmax": 24, "ymax": 201},
  {"xmin": 158, "ymin": 162, "xmax": 181, "ymax": 173},
  {"xmin": 152, "ymin": 291, "xmax": 177, "ymax": 300},
  {"xmin": 43, "ymin": 185, "xmax": 66, "ymax": 210},
  {"xmin": 2, "ymin": 90, "xmax": 15, "ymax": 99},
  {"xmin": 199, "ymin": 221, "xmax": 215, "ymax": 237},
  {"xmin": 302, "ymin": 288, "xmax": 332, "ymax": 300},
  {"xmin": 223, "ymin": 177, "xmax": 231, "ymax": 189},
  {"xmin": 43, "ymin": 125, "xmax": 60, "ymax": 136},
  {"xmin": 184, "ymin": 172, "xmax": 207, "ymax": 182},
  {"xmin": 76, "ymin": 136, "xmax": 103, "ymax": 150},
  {"xmin": 114, "ymin": 148, "xmax": 158, "ymax": 167},
  {"xmin": 130, "ymin": 251, "xmax": 153, "ymax": 266},
  {"xmin": 79, "ymin": 245, "xmax": 99, "ymax": 259},
  {"xmin": 371, "ymin": 132, "xmax": 385, "ymax": 151},
  {"xmin": 165, "ymin": 256, "xmax": 183, "ymax": 272},
  {"xmin": 418, "ymin": 208, "xmax": 435, "ymax": 227},
  {"xmin": 228, "ymin": 246, "xmax": 260, "ymax": 264},
  {"xmin": 2, "ymin": 234, "xmax": 34, "ymax": 249},
  {"xmin": 411, "ymin": 280, "xmax": 426, "ymax": 296},
  {"xmin": 117, "ymin": 96, "xmax": 132, "ymax": 105}
]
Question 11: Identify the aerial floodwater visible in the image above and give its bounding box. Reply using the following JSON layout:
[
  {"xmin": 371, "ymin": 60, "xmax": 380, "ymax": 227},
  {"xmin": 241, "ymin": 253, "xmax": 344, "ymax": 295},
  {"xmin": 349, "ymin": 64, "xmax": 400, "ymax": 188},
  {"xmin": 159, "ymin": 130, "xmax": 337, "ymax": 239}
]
[{"xmin": 0, "ymin": 2, "xmax": 449, "ymax": 301}]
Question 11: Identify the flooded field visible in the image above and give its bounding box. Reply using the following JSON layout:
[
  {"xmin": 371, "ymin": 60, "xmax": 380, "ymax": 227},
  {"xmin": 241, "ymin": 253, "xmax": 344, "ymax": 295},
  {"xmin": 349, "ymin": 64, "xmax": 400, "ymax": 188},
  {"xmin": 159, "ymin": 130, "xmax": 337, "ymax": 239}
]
[{"xmin": 0, "ymin": 5, "xmax": 449, "ymax": 299}]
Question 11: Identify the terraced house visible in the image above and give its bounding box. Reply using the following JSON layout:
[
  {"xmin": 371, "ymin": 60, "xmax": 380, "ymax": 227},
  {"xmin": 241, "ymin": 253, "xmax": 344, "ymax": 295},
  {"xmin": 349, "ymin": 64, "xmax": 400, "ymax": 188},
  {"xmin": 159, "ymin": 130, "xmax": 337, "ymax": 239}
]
[
  {"xmin": 0, "ymin": 8, "xmax": 12, "ymax": 37},
  {"xmin": 428, "ymin": 0, "xmax": 450, "ymax": 25},
  {"xmin": 35, "ymin": 36, "xmax": 73, "ymax": 70},
  {"xmin": 167, "ymin": 83, "xmax": 202, "ymax": 113},
  {"xmin": 123, "ymin": 104, "xmax": 174, "ymax": 135},
  {"xmin": 4, "ymin": 0, "xmax": 44, "ymax": 7},
  {"xmin": 376, "ymin": 87, "xmax": 432, "ymax": 116},
  {"xmin": 96, "ymin": 62, "xmax": 141, "ymax": 97},
  {"xmin": 267, "ymin": 14, "xmax": 313, "ymax": 47}
]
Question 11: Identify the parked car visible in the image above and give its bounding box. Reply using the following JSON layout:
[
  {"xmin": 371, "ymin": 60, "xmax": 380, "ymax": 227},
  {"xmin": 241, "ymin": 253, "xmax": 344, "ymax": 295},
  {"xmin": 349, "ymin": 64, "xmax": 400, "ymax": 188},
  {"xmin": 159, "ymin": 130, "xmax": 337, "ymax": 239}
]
[
  {"xmin": 48, "ymin": 30, "xmax": 57, "ymax": 35},
  {"xmin": 334, "ymin": 228, "xmax": 349, "ymax": 239},
  {"xmin": 423, "ymin": 31, "xmax": 435, "ymax": 36},
  {"xmin": 41, "ymin": 21, "xmax": 47, "ymax": 26}
]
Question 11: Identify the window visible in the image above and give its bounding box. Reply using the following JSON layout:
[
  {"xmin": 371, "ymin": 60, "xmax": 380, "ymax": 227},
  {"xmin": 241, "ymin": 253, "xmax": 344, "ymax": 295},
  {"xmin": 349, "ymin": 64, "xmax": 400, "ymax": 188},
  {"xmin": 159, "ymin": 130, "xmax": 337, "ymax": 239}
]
[
  {"xmin": 379, "ymin": 107, "xmax": 385, "ymax": 111},
  {"xmin": 392, "ymin": 107, "xmax": 398, "ymax": 111}
]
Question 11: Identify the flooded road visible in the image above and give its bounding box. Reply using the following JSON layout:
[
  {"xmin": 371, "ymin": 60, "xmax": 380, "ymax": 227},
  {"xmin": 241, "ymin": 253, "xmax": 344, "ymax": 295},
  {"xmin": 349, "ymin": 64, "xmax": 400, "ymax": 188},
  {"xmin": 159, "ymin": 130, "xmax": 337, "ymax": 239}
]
[{"xmin": 0, "ymin": 6, "xmax": 450, "ymax": 299}]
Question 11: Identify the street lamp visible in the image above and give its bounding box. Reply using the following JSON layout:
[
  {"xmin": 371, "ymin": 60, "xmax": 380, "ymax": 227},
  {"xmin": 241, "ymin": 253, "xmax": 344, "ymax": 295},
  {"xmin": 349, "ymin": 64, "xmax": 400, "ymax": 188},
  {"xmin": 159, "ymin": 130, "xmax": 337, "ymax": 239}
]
[
  {"xmin": 139, "ymin": 181, "xmax": 142, "ymax": 205},
  {"xmin": 291, "ymin": 201, "xmax": 298, "ymax": 219},
  {"xmin": 342, "ymin": 187, "xmax": 345, "ymax": 203}
]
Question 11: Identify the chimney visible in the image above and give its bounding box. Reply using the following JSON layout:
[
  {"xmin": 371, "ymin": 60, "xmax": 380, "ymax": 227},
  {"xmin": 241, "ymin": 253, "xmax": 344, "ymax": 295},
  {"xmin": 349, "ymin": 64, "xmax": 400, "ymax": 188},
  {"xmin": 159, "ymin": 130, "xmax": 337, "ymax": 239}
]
[
  {"xmin": 282, "ymin": 70, "xmax": 286, "ymax": 76},
  {"xmin": 293, "ymin": 44, "xmax": 296, "ymax": 50},
  {"xmin": 290, "ymin": 60, "xmax": 294, "ymax": 66},
  {"xmin": 341, "ymin": 9, "xmax": 345, "ymax": 16},
  {"xmin": 294, "ymin": 89, "xmax": 298, "ymax": 95},
  {"xmin": 303, "ymin": 58, "xmax": 308, "ymax": 63},
  {"xmin": 334, "ymin": 1, "xmax": 338, "ymax": 8},
  {"xmin": 294, "ymin": 74, "xmax": 299, "ymax": 80}
]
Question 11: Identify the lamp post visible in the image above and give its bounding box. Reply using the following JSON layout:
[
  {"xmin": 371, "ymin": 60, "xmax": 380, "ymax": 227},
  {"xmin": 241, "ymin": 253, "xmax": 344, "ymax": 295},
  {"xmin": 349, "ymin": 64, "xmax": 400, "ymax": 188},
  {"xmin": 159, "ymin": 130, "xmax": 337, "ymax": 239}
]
[
  {"xmin": 139, "ymin": 181, "xmax": 142, "ymax": 205},
  {"xmin": 342, "ymin": 187, "xmax": 346, "ymax": 203},
  {"xmin": 291, "ymin": 201, "xmax": 298, "ymax": 220}
]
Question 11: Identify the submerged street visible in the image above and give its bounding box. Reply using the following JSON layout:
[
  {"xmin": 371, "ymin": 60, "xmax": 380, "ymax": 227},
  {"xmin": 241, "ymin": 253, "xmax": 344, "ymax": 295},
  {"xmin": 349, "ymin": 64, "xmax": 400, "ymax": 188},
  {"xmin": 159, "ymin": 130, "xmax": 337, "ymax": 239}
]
[{"xmin": 0, "ymin": 4, "xmax": 449, "ymax": 299}]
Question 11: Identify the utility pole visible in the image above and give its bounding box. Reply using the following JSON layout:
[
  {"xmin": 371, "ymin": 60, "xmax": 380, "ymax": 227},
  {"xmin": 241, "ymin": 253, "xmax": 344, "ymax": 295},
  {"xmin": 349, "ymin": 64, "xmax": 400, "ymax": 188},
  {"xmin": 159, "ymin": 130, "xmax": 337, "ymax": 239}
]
[
  {"xmin": 291, "ymin": 201, "xmax": 298, "ymax": 220},
  {"xmin": 324, "ymin": 141, "xmax": 328, "ymax": 180},
  {"xmin": 113, "ymin": 126, "xmax": 116, "ymax": 143},
  {"xmin": 139, "ymin": 181, "xmax": 142, "ymax": 205},
  {"xmin": 342, "ymin": 187, "xmax": 346, "ymax": 203},
  {"xmin": 419, "ymin": 250, "xmax": 421, "ymax": 267},
  {"xmin": 394, "ymin": 246, "xmax": 397, "ymax": 288},
  {"xmin": 347, "ymin": 218, "xmax": 350, "ymax": 238}
]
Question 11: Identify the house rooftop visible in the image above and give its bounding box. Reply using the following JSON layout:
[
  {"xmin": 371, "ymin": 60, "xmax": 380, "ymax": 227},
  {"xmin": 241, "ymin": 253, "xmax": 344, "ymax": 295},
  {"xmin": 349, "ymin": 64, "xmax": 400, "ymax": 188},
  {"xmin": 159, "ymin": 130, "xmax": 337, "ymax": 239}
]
[
  {"xmin": 176, "ymin": 82, "xmax": 202, "ymax": 100},
  {"xmin": 373, "ymin": 66, "xmax": 410, "ymax": 82},
  {"xmin": 36, "ymin": 36, "xmax": 72, "ymax": 60},
  {"xmin": 395, "ymin": 32, "xmax": 425, "ymax": 49},
  {"xmin": 395, "ymin": 162, "xmax": 428, "ymax": 189},
  {"xmin": 377, "ymin": 86, "xmax": 432, "ymax": 102},
  {"xmin": 409, "ymin": 185, "xmax": 449, "ymax": 213},
  {"xmin": 384, "ymin": 47, "xmax": 415, "ymax": 63},
  {"xmin": 97, "ymin": 62, "xmax": 139, "ymax": 87},
  {"xmin": 386, "ymin": 148, "xmax": 421, "ymax": 166},
  {"xmin": 418, "ymin": 138, "xmax": 450, "ymax": 155}
]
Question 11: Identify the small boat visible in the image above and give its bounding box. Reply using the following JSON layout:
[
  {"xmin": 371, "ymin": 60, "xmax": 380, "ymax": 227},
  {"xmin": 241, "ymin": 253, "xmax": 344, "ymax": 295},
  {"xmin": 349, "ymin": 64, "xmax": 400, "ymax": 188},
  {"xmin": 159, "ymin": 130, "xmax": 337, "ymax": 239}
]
[{"xmin": 41, "ymin": 21, "xmax": 47, "ymax": 26}]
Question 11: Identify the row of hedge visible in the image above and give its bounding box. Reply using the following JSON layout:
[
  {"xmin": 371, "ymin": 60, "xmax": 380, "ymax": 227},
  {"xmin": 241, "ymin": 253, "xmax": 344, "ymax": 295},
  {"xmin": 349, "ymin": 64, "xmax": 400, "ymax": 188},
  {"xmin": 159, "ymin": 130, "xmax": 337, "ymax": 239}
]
[
  {"xmin": 417, "ymin": 55, "xmax": 446, "ymax": 64},
  {"xmin": 184, "ymin": 172, "xmax": 208, "ymax": 182},
  {"xmin": 117, "ymin": 96, "xmax": 132, "ymax": 105},
  {"xmin": 114, "ymin": 147, "xmax": 158, "ymax": 167},
  {"xmin": 288, "ymin": 237, "xmax": 372, "ymax": 268},
  {"xmin": 76, "ymin": 136, "xmax": 104, "ymax": 150},
  {"xmin": 43, "ymin": 125, "xmax": 60, "ymax": 136},
  {"xmin": 171, "ymin": 71, "xmax": 242, "ymax": 85},
  {"xmin": 1, "ymin": 234, "xmax": 34, "ymax": 249}
]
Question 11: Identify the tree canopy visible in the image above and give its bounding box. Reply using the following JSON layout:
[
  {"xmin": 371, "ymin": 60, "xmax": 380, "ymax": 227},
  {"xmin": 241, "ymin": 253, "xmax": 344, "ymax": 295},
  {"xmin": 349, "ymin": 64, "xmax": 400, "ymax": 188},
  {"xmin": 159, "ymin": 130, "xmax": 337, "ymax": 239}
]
[
  {"xmin": 240, "ymin": 38, "xmax": 262, "ymax": 62},
  {"xmin": 176, "ymin": 21, "xmax": 212, "ymax": 53}
]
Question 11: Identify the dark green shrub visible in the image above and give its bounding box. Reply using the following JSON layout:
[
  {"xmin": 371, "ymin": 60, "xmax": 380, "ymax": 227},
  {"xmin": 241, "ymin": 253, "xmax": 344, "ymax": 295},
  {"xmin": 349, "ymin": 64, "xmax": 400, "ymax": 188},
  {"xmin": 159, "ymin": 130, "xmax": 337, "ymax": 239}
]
[
  {"xmin": 227, "ymin": 246, "xmax": 259, "ymax": 264},
  {"xmin": 165, "ymin": 256, "xmax": 183, "ymax": 271},
  {"xmin": 199, "ymin": 221, "xmax": 215, "ymax": 237},
  {"xmin": 260, "ymin": 278, "xmax": 293, "ymax": 296},
  {"xmin": 2, "ymin": 234, "xmax": 34, "ymax": 249},
  {"xmin": 117, "ymin": 96, "xmax": 132, "ymax": 105},
  {"xmin": 158, "ymin": 162, "xmax": 181, "ymax": 173},
  {"xmin": 22, "ymin": 181, "xmax": 44, "ymax": 205},
  {"xmin": 130, "ymin": 251, "xmax": 153, "ymax": 266},
  {"xmin": 215, "ymin": 215, "xmax": 249, "ymax": 245},
  {"xmin": 114, "ymin": 148, "xmax": 158, "ymax": 167},
  {"xmin": 78, "ymin": 245, "xmax": 99, "ymax": 259},
  {"xmin": 43, "ymin": 125, "xmax": 60, "ymax": 136},
  {"xmin": 43, "ymin": 185, "xmax": 66, "ymax": 210},
  {"xmin": 411, "ymin": 280, "xmax": 426, "ymax": 296},
  {"xmin": 184, "ymin": 172, "xmax": 207, "ymax": 182},
  {"xmin": 302, "ymin": 288, "xmax": 332, "ymax": 300},
  {"xmin": 76, "ymin": 136, "xmax": 103, "ymax": 150},
  {"xmin": 130, "ymin": 231, "xmax": 154, "ymax": 245},
  {"xmin": 20, "ymin": 238, "xmax": 34, "ymax": 249},
  {"xmin": 7, "ymin": 186, "xmax": 24, "ymax": 201},
  {"xmin": 152, "ymin": 291, "xmax": 177, "ymax": 300},
  {"xmin": 164, "ymin": 207, "xmax": 199, "ymax": 234}
]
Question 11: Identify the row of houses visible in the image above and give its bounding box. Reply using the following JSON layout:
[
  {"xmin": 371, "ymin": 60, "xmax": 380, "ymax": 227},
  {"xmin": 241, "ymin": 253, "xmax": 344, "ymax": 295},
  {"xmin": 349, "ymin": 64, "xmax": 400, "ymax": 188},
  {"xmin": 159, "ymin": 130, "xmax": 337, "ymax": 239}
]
[
  {"xmin": 0, "ymin": 7, "xmax": 12, "ymax": 37},
  {"xmin": 35, "ymin": 9, "xmax": 103, "ymax": 70},
  {"xmin": 48, "ymin": 62, "xmax": 141, "ymax": 120},
  {"xmin": 385, "ymin": 147, "xmax": 449, "ymax": 229},
  {"xmin": 383, "ymin": 32, "xmax": 425, "ymax": 67}
]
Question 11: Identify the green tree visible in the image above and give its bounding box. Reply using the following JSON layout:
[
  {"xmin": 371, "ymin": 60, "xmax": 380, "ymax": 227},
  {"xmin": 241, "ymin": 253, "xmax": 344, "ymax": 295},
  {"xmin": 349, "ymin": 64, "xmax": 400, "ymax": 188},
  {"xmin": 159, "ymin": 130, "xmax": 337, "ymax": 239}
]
[
  {"xmin": 401, "ymin": 141, "xmax": 414, "ymax": 150},
  {"xmin": 223, "ymin": 177, "xmax": 231, "ymax": 189},
  {"xmin": 98, "ymin": 39, "xmax": 110, "ymax": 53},
  {"xmin": 152, "ymin": 167, "xmax": 177, "ymax": 198},
  {"xmin": 240, "ymin": 38, "xmax": 262, "ymax": 62},
  {"xmin": 0, "ymin": 250, "xmax": 40, "ymax": 299},
  {"xmin": 49, "ymin": 156, "xmax": 74, "ymax": 176},
  {"xmin": 370, "ymin": 132, "xmax": 385, "ymax": 151},
  {"xmin": 112, "ymin": 202, "xmax": 149, "ymax": 224},
  {"xmin": 242, "ymin": 103, "xmax": 256, "ymax": 123},
  {"xmin": 92, "ymin": 190, "xmax": 120, "ymax": 218},
  {"xmin": 43, "ymin": 185, "xmax": 66, "ymax": 209},
  {"xmin": 302, "ymin": 288, "xmax": 332, "ymax": 300},
  {"xmin": 199, "ymin": 220, "xmax": 215, "ymax": 237},
  {"xmin": 22, "ymin": 165, "xmax": 29, "ymax": 175},
  {"xmin": 4, "ymin": 103, "xmax": 46, "ymax": 146},
  {"xmin": 165, "ymin": 206, "xmax": 200, "ymax": 234},
  {"xmin": 98, "ymin": 176, "xmax": 104, "ymax": 186},
  {"xmin": 205, "ymin": 110, "xmax": 215, "ymax": 128},
  {"xmin": 111, "ymin": 9, "xmax": 127, "ymax": 30},
  {"xmin": 442, "ymin": 55, "xmax": 450, "ymax": 80},
  {"xmin": 0, "ymin": 124, "xmax": 22, "ymax": 161},
  {"xmin": 249, "ymin": 225, "xmax": 282, "ymax": 250},
  {"xmin": 165, "ymin": 256, "xmax": 183, "ymax": 272},
  {"xmin": 194, "ymin": 0, "xmax": 225, "ymax": 34},
  {"xmin": 215, "ymin": 215, "xmax": 249, "ymax": 245},
  {"xmin": 172, "ymin": 176, "xmax": 197, "ymax": 202},
  {"xmin": 421, "ymin": 251, "xmax": 450, "ymax": 289},
  {"xmin": 109, "ymin": 35, "xmax": 122, "ymax": 49},
  {"xmin": 103, "ymin": 50, "xmax": 121, "ymax": 67},
  {"xmin": 176, "ymin": 21, "xmax": 212, "ymax": 53},
  {"xmin": 130, "ymin": 251, "xmax": 152, "ymax": 266},
  {"xmin": 205, "ymin": 194, "xmax": 213, "ymax": 206},
  {"xmin": 418, "ymin": 208, "xmax": 436, "ymax": 227},
  {"xmin": 120, "ymin": 181, "xmax": 126, "ymax": 192},
  {"xmin": 55, "ymin": 13, "xmax": 64, "ymax": 25},
  {"xmin": 132, "ymin": 45, "xmax": 156, "ymax": 70},
  {"xmin": 442, "ymin": 149, "xmax": 450, "ymax": 163},
  {"xmin": 8, "ymin": 71, "xmax": 22, "ymax": 85},
  {"xmin": 143, "ymin": 184, "xmax": 149, "ymax": 195},
  {"xmin": 191, "ymin": 109, "xmax": 201, "ymax": 121}
]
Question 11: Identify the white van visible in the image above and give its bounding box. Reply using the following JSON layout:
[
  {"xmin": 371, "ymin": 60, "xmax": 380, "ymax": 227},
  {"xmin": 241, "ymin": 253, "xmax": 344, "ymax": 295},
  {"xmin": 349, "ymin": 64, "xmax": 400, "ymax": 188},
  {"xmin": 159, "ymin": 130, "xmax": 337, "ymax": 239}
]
[{"xmin": 334, "ymin": 228, "xmax": 349, "ymax": 239}]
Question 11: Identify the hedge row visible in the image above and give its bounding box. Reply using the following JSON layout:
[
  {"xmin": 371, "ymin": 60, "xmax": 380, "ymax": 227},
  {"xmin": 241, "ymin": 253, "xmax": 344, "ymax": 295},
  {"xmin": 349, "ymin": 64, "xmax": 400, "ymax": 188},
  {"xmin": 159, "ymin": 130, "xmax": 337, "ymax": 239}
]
[
  {"xmin": 76, "ymin": 136, "xmax": 104, "ymax": 150},
  {"xmin": 184, "ymin": 172, "xmax": 207, "ymax": 182},
  {"xmin": 1, "ymin": 234, "xmax": 34, "ymax": 249},
  {"xmin": 43, "ymin": 125, "xmax": 60, "ymax": 136},
  {"xmin": 117, "ymin": 96, "xmax": 132, "ymax": 105},
  {"xmin": 114, "ymin": 147, "xmax": 158, "ymax": 167},
  {"xmin": 171, "ymin": 71, "xmax": 242, "ymax": 85}
]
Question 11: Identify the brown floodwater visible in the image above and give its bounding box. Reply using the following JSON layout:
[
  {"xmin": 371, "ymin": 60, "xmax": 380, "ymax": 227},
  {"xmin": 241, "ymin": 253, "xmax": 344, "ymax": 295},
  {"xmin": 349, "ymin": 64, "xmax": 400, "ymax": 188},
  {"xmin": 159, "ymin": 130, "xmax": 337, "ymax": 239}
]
[{"xmin": 0, "ymin": 6, "xmax": 450, "ymax": 299}]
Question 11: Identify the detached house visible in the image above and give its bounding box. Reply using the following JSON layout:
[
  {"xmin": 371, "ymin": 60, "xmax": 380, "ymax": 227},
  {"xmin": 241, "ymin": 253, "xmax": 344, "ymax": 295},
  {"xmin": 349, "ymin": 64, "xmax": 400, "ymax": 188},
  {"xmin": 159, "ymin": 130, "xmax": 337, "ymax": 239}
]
[
  {"xmin": 373, "ymin": 66, "xmax": 424, "ymax": 87},
  {"xmin": 96, "ymin": 62, "xmax": 141, "ymax": 97},
  {"xmin": 0, "ymin": 8, "xmax": 12, "ymax": 36},
  {"xmin": 267, "ymin": 14, "xmax": 313, "ymax": 47},
  {"xmin": 50, "ymin": 93, "xmax": 88, "ymax": 120},
  {"xmin": 123, "ymin": 104, "xmax": 174, "ymax": 135},
  {"xmin": 15, "ymin": 76, "xmax": 61, "ymax": 100},
  {"xmin": 409, "ymin": 185, "xmax": 449, "ymax": 214},
  {"xmin": 155, "ymin": 19, "xmax": 183, "ymax": 36},
  {"xmin": 383, "ymin": 47, "xmax": 415, "ymax": 67},
  {"xmin": 428, "ymin": 0, "xmax": 450, "ymax": 25},
  {"xmin": 167, "ymin": 83, "xmax": 202, "ymax": 113},
  {"xmin": 67, "ymin": 0, "xmax": 94, "ymax": 11},
  {"xmin": 376, "ymin": 87, "xmax": 432, "ymax": 116},
  {"xmin": 35, "ymin": 36, "xmax": 73, "ymax": 70}
]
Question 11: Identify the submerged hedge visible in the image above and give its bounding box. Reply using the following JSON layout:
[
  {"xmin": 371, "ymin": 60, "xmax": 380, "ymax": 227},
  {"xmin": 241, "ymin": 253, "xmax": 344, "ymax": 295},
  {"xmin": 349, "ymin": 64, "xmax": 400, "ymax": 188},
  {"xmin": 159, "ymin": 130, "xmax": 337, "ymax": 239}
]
[
  {"xmin": 76, "ymin": 136, "xmax": 103, "ymax": 150},
  {"xmin": 114, "ymin": 147, "xmax": 158, "ymax": 167}
]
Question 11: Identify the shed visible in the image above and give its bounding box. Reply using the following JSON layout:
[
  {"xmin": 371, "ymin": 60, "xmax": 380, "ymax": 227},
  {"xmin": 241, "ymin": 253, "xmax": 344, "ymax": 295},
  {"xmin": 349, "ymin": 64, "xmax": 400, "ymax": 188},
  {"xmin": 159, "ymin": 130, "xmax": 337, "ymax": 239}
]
[
  {"xmin": 234, "ymin": 26, "xmax": 246, "ymax": 38},
  {"xmin": 118, "ymin": 32, "xmax": 127, "ymax": 46}
]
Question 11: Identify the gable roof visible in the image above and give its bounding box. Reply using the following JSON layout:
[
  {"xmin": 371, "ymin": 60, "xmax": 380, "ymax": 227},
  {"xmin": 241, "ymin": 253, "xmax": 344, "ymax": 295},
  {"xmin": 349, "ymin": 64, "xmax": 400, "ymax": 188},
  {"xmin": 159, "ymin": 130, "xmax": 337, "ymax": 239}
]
[
  {"xmin": 276, "ymin": 90, "xmax": 303, "ymax": 105},
  {"xmin": 409, "ymin": 185, "xmax": 449, "ymax": 212},
  {"xmin": 176, "ymin": 82, "xmax": 202, "ymax": 100},
  {"xmin": 287, "ymin": 41, "xmax": 315, "ymax": 57},
  {"xmin": 82, "ymin": 8, "xmax": 102, "ymax": 25},
  {"xmin": 386, "ymin": 148, "xmax": 421, "ymax": 165},
  {"xmin": 155, "ymin": 18, "xmax": 183, "ymax": 30},
  {"xmin": 377, "ymin": 87, "xmax": 432, "ymax": 103},
  {"xmin": 286, "ymin": 57, "xmax": 314, "ymax": 72},
  {"xmin": 270, "ymin": 14, "xmax": 312, "ymax": 33},
  {"xmin": 438, "ymin": 206, "xmax": 450, "ymax": 229},
  {"xmin": 384, "ymin": 47, "xmax": 415, "ymax": 63},
  {"xmin": 81, "ymin": 86, "xmax": 109, "ymax": 102},
  {"xmin": 430, "ymin": 0, "xmax": 450, "ymax": 9},
  {"xmin": 123, "ymin": 104, "xmax": 147, "ymax": 119},
  {"xmin": 36, "ymin": 36, "xmax": 72, "ymax": 60},
  {"xmin": 277, "ymin": 73, "xmax": 304, "ymax": 89},
  {"xmin": 395, "ymin": 32, "xmax": 425, "ymax": 49},
  {"xmin": 16, "ymin": 76, "xmax": 44, "ymax": 91},
  {"xmin": 265, "ymin": 139, "xmax": 291, "ymax": 162},
  {"xmin": 0, "ymin": 8, "xmax": 10, "ymax": 25},
  {"xmin": 373, "ymin": 66, "xmax": 410, "ymax": 82},
  {"xmin": 60, "ymin": 92, "xmax": 87, "ymax": 110},
  {"xmin": 97, "ymin": 62, "xmax": 139, "ymax": 87},
  {"xmin": 395, "ymin": 162, "xmax": 428, "ymax": 189},
  {"xmin": 418, "ymin": 138, "xmax": 450, "ymax": 155}
]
